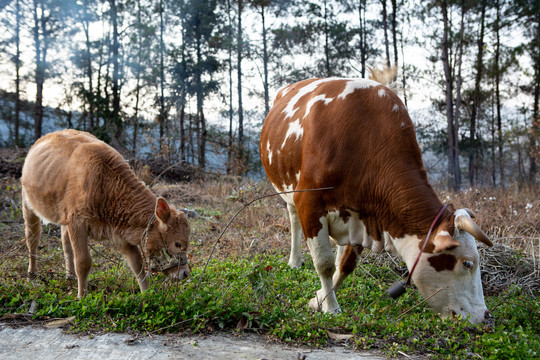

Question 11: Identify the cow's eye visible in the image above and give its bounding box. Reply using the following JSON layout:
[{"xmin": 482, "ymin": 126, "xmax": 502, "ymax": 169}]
[{"xmin": 462, "ymin": 260, "xmax": 474, "ymax": 269}]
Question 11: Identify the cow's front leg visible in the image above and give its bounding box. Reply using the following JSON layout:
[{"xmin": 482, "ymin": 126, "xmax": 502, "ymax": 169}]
[
  {"xmin": 305, "ymin": 218, "xmax": 341, "ymax": 314},
  {"xmin": 287, "ymin": 203, "xmax": 304, "ymax": 268},
  {"xmin": 119, "ymin": 242, "xmax": 148, "ymax": 292}
]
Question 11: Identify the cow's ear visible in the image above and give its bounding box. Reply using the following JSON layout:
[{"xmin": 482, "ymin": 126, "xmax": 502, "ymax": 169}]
[
  {"xmin": 432, "ymin": 232, "xmax": 460, "ymax": 253},
  {"xmin": 155, "ymin": 197, "xmax": 171, "ymax": 223}
]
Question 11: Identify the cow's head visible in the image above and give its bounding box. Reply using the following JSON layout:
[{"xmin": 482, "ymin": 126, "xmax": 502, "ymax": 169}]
[
  {"xmin": 400, "ymin": 208, "xmax": 493, "ymax": 324},
  {"xmin": 146, "ymin": 197, "xmax": 191, "ymax": 279}
]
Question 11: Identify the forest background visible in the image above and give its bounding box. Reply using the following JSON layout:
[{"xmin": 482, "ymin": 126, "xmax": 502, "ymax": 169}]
[{"xmin": 0, "ymin": 0, "xmax": 538, "ymax": 190}]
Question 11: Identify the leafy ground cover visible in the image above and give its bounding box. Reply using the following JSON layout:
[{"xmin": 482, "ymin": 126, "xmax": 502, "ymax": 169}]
[{"xmin": 0, "ymin": 176, "xmax": 538, "ymax": 359}]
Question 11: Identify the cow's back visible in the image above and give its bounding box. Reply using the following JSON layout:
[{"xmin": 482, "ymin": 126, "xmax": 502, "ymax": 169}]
[{"xmin": 260, "ymin": 78, "xmax": 426, "ymax": 212}]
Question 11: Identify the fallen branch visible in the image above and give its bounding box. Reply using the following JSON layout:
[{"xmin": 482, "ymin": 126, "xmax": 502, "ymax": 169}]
[{"xmin": 196, "ymin": 187, "xmax": 334, "ymax": 289}]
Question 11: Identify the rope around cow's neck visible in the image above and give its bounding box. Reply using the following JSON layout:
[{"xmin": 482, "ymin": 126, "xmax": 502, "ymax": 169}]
[
  {"xmin": 405, "ymin": 204, "xmax": 449, "ymax": 286},
  {"xmin": 196, "ymin": 187, "xmax": 334, "ymax": 289}
]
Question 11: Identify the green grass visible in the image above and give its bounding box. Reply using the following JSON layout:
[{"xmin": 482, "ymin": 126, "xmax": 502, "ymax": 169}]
[
  {"xmin": 0, "ymin": 178, "xmax": 538, "ymax": 359},
  {"xmin": 1, "ymin": 252, "xmax": 538, "ymax": 359}
]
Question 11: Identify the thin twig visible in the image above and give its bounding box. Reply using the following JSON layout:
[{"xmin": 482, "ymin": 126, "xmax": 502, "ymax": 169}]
[
  {"xmin": 396, "ymin": 288, "xmax": 443, "ymax": 320},
  {"xmin": 196, "ymin": 187, "xmax": 334, "ymax": 289}
]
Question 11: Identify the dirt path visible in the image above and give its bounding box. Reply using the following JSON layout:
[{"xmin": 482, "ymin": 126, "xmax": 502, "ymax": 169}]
[{"xmin": 0, "ymin": 324, "xmax": 389, "ymax": 360}]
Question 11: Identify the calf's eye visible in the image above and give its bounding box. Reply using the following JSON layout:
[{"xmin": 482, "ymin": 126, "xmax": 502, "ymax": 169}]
[{"xmin": 462, "ymin": 260, "xmax": 474, "ymax": 269}]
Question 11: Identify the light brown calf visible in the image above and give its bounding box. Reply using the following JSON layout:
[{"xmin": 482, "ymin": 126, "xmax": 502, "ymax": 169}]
[{"xmin": 21, "ymin": 130, "xmax": 190, "ymax": 297}]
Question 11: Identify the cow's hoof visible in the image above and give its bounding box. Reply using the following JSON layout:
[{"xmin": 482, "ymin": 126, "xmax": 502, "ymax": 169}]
[
  {"xmin": 308, "ymin": 297, "xmax": 341, "ymax": 314},
  {"xmin": 308, "ymin": 296, "xmax": 322, "ymax": 311}
]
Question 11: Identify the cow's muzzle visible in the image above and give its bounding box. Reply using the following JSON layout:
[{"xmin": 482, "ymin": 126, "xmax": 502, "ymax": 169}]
[{"xmin": 149, "ymin": 249, "xmax": 188, "ymax": 272}]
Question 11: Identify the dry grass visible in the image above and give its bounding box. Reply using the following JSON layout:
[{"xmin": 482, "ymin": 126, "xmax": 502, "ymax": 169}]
[{"xmin": 0, "ymin": 175, "xmax": 538, "ymax": 296}]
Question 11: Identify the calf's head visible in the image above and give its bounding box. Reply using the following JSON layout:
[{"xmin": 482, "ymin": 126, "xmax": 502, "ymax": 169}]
[
  {"xmin": 409, "ymin": 209, "xmax": 493, "ymax": 324},
  {"xmin": 146, "ymin": 197, "xmax": 191, "ymax": 279}
]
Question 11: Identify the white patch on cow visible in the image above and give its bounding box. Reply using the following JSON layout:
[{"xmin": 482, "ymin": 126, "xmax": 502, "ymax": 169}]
[
  {"xmin": 287, "ymin": 203, "xmax": 304, "ymax": 268},
  {"xmin": 266, "ymin": 141, "xmax": 272, "ymax": 165},
  {"xmin": 438, "ymin": 230, "xmax": 451, "ymax": 237},
  {"xmin": 304, "ymin": 94, "xmax": 334, "ymax": 119},
  {"xmin": 281, "ymin": 119, "xmax": 304, "ymax": 148},
  {"xmin": 392, "ymin": 104, "xmax": 400, "ymax": 112},
  {"xmin": 306, "ymin": 216, "xmax": 341, "ymax": 313},
  {"xmin": 279, "ymin": 183, "xmax": 295, "ymax": 205},
  {"xmin": 378, "ymin": 88, "xmax": 387, "ymax": 97},
  {"xmin": 338, "ymin": 79, "xmax": 379, "ymax": 100},
  {"xmin": 282, "ymin": 78, "xmax": 338, "ymax": 120},
  {"xmin": 324, "ymin": 210, "xmax": 388, "ymax": 253},
  {"xmin": 295, "ymin": 171, "xmax": 301, "ymax": 183},
  {"xmin": 401, "ymin": 122, "xmax": 406, "ymax": 128}
]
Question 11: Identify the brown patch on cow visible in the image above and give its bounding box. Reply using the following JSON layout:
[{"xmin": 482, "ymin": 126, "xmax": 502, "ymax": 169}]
[
  {"xmin": 428, "ymin": 254, "xmax": 457, "ymax": 272},
  {"xmin": 338, "ymin": 245, "xmax": 363, "ymax": 275},
  {"xmin": 260, "ymin": 77, "xmax": 448, "ymax": 246}
]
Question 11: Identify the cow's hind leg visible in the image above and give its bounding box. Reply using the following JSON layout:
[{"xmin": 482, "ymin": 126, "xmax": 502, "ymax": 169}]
[
  {"xmin": 61, "ymin": 226, "xmax": 75, "ymax": 279},
  {"xmin": 23, "ymin": 200, "xmax": 41, "ymax": 276},
  {"xmin": 333, "ymin": 245, "xmax": 363, "ymax": 291},
  {"xmin": 67, "ymin": 223, "xmax": 91, "ymax": 298},
  {"xmin": 119, "ymin": 243, "xmax": 148, "ymax": 292},
  {"xmin": 287, "ymin": 203, "xmax": 304, "ymax": 268}
]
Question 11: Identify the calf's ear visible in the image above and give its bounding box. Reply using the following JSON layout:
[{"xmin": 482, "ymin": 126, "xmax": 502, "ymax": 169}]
[{"xmin": 155, "ymin": 197, "xmax": 171, "ymax": 223}]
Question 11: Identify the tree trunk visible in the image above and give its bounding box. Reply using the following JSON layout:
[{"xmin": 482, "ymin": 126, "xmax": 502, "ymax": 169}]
[
  {"xmin": 358, "ymin": 0, "xmax": 366, "ymax": 77},
  {"xmin": 14, "ymin": 0, "xmax": 21, "ymax": 146},
  {"xmin": 261, "ymin": 4, "xmax": 270, "ymax": 116},
  {"xmin": 132, "ymin": 0, "xmax": 143, "ymax": 156},
  {"xmin": 226, "ymin": 0, "xmax": 234, "ymax": 174},
  {"xmin": 237, "ymin": 0, "xmax": 244, "ymax": 171},
  {"xmin": 454, "ymin": 0, "xmax": 466, "ymax": 186},
  {"xmin": 381, "ymin": 0, "xmax": 390, "ymax": 67},
  {"xmin": 32, "ymin": 0, "xmax": 45, "ymax": 142},
  {"xmin": 495, "ymin": 1, "xmax": 504, "ymax": 187},
  {"xmin": 159, "ymin": 0, "xmax": 166, "ymax": 153},
  {"xmin": 195, "ymin": 24, "xmax": 205, "ymax": 169},
  {"xmin": 391, "ymin": 0, "xmax": 398, "ymax": 67},
  {"xmin": 110, "ymin": 0, "xmax": 122, "ymax": 140},
  {"xmin": 441, "ymin": 0, "xmax": 460, "ymax": 190},
  {"xmin": 323, "ymin": 0, "xmax": 331, "ymax": 76},
  {"xmin": 469, "ymin": 0, "xmax": 486, "ymax": 187},
  {"xmin": 82, "ymin": 0, "xmax": 94, "ymax": 131},
  {"xmin": 531, "ymin": 50, "xmax": 539, "ymax": 187},
  {"xmin": 529, "ymin": 13, "xmax": 539, "ymax": 187}
]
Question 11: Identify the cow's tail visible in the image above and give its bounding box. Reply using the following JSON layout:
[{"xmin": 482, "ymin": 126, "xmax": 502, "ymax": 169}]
[{"xmin": 368, "ymin": 65, "xmax": 399, "ymax": 91}]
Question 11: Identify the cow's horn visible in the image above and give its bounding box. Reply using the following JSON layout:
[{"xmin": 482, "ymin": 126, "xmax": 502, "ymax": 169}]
[
  {"xmin": 455, "ymin": 216, "xmax": 493, "ymax": 247},
  {"xmin": 463, "ymin": 208, "xmax": 476, "ymax": 218}
]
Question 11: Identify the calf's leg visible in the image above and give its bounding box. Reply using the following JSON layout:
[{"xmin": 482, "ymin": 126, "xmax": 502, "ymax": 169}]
[
  {"xmin": 119, "ymin": 242, "xmax": 148, "ymax": 292},
  {"xmin": 67, "ymin": 223, "xmax": 92, "ymax": 298},
  {"xmin": 23, "ymin": 200, "xmax": 41, "ymax": 276},
  {"xmin": 61, "ymin": 226, "xmax": 75, "ymax": 279}
]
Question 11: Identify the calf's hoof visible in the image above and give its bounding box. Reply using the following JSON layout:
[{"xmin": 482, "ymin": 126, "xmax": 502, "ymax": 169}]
[{"xmin": 287, "ymin": 258, "xmax": 305, "ymax": 269}]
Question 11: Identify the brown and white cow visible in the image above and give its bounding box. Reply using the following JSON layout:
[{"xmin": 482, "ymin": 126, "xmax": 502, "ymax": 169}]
[
  {"xmin": 259, "ymin": 77, "xmax": 494, "ymax": 323},
  {"xmin": 21, "ymin": 130, "xmax": 190, "ymax": 297}
]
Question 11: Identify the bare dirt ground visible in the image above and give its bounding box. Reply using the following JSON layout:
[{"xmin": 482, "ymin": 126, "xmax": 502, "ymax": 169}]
[{"xmin": 0, "ymin": 324, "xmax": 389, "ymax": 360}]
